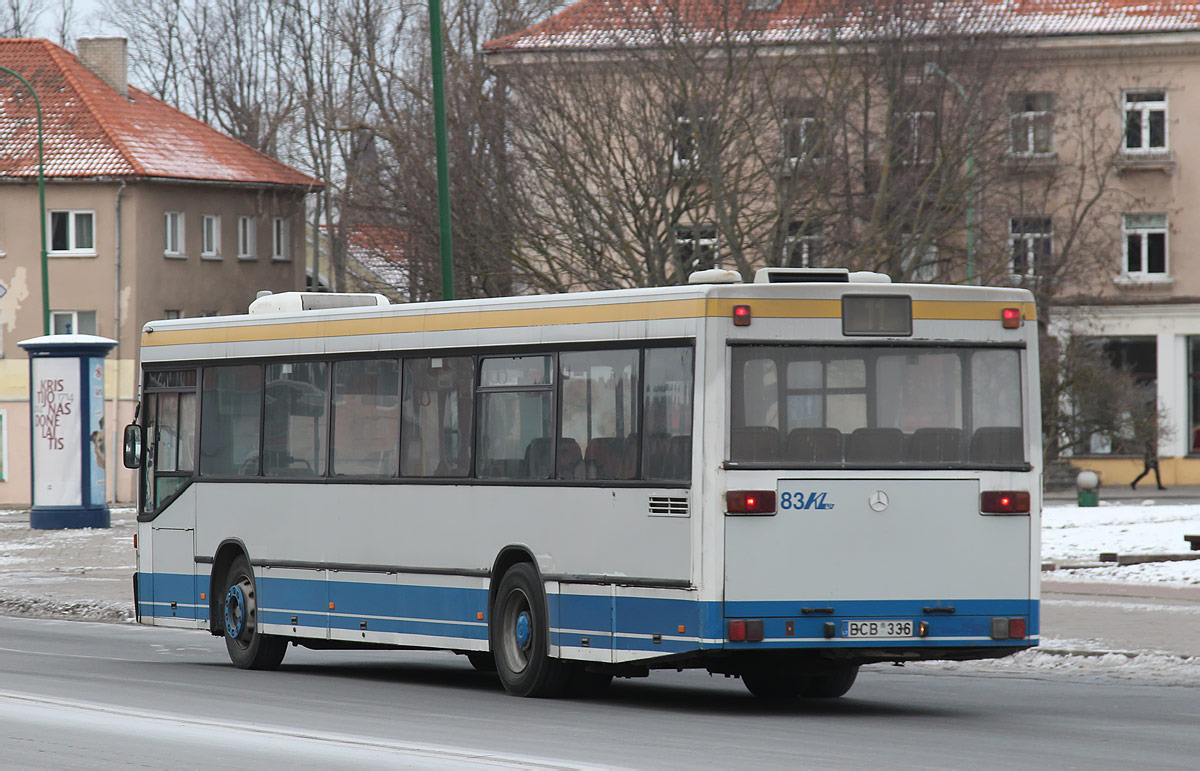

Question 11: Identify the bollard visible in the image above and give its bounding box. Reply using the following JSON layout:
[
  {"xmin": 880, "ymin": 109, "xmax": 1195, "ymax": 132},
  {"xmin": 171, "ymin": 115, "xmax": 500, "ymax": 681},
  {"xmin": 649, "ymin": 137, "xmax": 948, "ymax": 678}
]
[{"xmin": 1076, "ymin": 470, "xmax": 1100, "ymax": 507}]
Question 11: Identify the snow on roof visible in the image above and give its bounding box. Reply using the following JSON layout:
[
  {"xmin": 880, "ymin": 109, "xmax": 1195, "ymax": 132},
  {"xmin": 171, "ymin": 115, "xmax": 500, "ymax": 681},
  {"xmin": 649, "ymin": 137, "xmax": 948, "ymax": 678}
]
[
  {"xmin": 0, "ymin": 38, "xmax": 319, "ymax": 187},
  {"xmin": 485, "ymin": 0, "xmax": 1200, "ymax": 53}
]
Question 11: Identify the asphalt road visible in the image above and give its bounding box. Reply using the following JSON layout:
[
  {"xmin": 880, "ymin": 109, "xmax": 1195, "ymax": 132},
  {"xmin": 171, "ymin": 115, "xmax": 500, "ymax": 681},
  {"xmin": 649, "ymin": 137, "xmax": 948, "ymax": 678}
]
[{"xmin": 2, "ymin": 616, "xmax": 1198, "ymax": 769}]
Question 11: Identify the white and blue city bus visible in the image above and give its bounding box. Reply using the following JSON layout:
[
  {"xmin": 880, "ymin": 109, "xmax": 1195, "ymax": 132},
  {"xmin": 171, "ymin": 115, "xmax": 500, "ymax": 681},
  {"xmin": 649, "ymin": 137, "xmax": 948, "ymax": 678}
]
[{"xmin": 125, "ymin": 267, "xmax": 1041, "ymax": 699}]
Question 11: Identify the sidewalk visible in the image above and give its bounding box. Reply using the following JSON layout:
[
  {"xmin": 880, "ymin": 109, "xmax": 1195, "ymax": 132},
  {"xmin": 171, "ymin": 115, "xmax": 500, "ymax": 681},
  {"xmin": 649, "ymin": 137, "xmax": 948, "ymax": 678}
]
[
  {"xmin": 1044, "ymin": 483, "xmax": 1200, "ymax": 505},
  {"xmin": 0, "ymin": 506, "xmax": 135, "ymax": 622}
]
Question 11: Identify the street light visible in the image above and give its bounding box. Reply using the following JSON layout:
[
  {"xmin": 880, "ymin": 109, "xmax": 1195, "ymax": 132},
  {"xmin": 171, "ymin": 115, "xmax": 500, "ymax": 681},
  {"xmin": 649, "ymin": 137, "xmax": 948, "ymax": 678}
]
[
  {"xmin": 0, "ymin": 65, "xmax": 50, "ymax": 334},
  {"xmin": 924, "ymin": 61, "xmax": 976, "ymax": 286}
]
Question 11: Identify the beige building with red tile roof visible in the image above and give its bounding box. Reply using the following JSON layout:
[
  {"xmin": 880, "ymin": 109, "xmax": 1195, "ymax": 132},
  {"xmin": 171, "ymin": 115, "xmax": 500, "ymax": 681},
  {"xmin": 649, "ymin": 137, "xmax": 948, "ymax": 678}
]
[
  {"xmin": 0, "ymin": 37, "xmax": 321, "ymax": 504},
  {"xmin": 487, "ymin": 0, "xmax": 1200, "ymax": 484}
]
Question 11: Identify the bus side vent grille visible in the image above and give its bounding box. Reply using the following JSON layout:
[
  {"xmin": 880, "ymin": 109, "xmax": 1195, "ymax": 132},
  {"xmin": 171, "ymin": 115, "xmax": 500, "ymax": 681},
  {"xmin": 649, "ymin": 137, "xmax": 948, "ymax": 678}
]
[{"xmin": 648, "ymin": 496, "xmax": 689, "ymax": 516}]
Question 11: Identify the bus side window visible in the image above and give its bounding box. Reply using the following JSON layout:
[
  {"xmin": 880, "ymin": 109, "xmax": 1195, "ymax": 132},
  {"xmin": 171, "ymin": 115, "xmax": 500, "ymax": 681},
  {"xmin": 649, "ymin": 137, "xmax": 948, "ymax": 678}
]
[
  {"xmin": 402, "ymin": 356, "xmax": 474, "ymax": 477},
  {"xmin": 560, "ymin": 349, "xmax": 639, "ymax": 481},
  {"xmin": 332, "ymin": 358, "xmax": 400, "ymax": 477},
  {"xmin": 200, "ymin": 364, "xmax": 263, "ymax": 477},
  {"xmin": 642, "ymin": 347, "xmax": 694, "ymax": 482}
]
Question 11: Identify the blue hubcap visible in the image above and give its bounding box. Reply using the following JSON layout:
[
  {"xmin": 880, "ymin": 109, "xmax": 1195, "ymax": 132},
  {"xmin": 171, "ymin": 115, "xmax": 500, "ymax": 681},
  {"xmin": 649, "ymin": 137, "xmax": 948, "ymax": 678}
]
[
  {"xmin": 515, "ymin": 611, "xmax": 531, "ymax": 648},
  {"xmin": 225, "ymin": 584, "xmax": 246, "ymax": 639}
]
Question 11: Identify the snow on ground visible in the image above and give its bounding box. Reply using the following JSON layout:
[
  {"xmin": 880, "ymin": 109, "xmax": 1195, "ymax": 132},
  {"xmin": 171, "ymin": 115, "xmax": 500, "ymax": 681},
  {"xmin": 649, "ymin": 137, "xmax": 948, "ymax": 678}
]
[
  {"xmin": 1041, "ymin": 502, "xmax": 1200, "ymax": 586},
  {"xmin": 903, "ymin": 637, "xmax": 1200, "ymax": 685}
]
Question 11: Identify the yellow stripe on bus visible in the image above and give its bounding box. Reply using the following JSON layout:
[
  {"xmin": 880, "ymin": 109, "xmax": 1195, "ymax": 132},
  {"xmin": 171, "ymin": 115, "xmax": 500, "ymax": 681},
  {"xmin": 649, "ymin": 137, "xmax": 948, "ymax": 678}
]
[{"xmin": 142, "ymin": 297, "xmax": 1036, "ymax": 348}]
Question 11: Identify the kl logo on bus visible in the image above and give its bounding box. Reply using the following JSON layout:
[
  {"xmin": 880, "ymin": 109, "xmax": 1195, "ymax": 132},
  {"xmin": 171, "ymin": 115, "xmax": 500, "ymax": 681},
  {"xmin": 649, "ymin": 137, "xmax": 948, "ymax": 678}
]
[{"xmin": 779, "ymin": 492, "xmax": 834, "ymax": 510}]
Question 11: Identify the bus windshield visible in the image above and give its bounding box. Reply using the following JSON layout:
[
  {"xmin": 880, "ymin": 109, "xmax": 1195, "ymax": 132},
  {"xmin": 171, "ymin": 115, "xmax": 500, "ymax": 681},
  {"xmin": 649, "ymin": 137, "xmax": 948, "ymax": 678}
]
[{"xmin": 730, "ymin": 344, "xmax": 1025, "ymax": 468}]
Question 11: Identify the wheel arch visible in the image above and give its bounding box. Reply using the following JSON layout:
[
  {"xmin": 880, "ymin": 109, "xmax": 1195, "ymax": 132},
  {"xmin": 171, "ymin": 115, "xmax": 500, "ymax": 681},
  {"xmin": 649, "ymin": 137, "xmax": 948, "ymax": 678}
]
[
  {"xmin": 208, "ymin": 538, "xmax": 250, "ymax": 635},
  {"xmin": 488, "ymin": 545, "xmax": 542, "ymax": 620}
]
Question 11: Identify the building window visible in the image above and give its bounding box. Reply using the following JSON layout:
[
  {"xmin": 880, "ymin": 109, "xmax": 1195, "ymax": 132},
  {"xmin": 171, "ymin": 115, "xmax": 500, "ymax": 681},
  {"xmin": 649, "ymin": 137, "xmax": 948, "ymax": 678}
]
[
  {"xmin": 782, "ymin": 98, "xmax": 821, "ymax": 164},
  {"xmin": 49, "ymin": 210, "xmax": 95, "ymax": 254},
  {"xmin": 164, "ymin": 212, "xmax": 184, "ymax": 256},
  {"xmin": 1008, "ymin": 93, "xmax": 1054, "ymax": 156},
  {"xmin": 164, "ymin": 310, "xmax": 182, "ymax": 320},
  {"xmin": 271, "ymin": 217, "xmax": 290, "ymax": 261},
  {"xmin": 51, "ymin": 310, "xmax": 97, "ymax": 335},
  {"xmin": 1124, "ymin": 90, "xmax": 1166, "ymax": 153},
  {"xmin": 1123, "ymin": 213, "xmax": 1167, "ymax": 276},
  {"xmin": 672, "ymin": 101, "xmax": 715, "ymax": 169},
  {"xmin": 1086, "ymin": 337, "xmax": 1156, "ymax": 454},
  {"xmin": 784, "ymin": 221, "xmax": 824, "ymax": 267},
  {"xmin": 201, "ymin": 215, "xmax": 220, "ymax": 258},
  {"xmin": 675, "ymin": 224, "xmax": 718, "ymax": 272},
  {"xmin": 1009, "ymin": 217, "xmax": 1052, "ymax": 277},
  {"xmin": 238, "ymin": 216, "xmax": 256, "ymax": 259},
  {"xmin": 900, "ymin": 236, "xmax": 937, "ymax": 281}
]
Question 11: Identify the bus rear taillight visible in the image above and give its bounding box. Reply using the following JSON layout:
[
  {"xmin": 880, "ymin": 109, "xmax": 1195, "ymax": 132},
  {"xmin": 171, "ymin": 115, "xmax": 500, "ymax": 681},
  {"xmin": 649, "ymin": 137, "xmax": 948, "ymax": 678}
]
[
  {"xmin": 981, "ymin": 490, "xmax": 1030, "ymax": 514},
  {"xmin": 726, "ymin": 491, "xmax": 776, "ymax": 515},
  {"xmin": 1001, "ymin": 307, "xmax": 1022, "ymax": 329},
  {"xmin": 733, "ymin": 304, "xmax": 752, "ymax": 326},
  {"xmin": 992, "ymin": 617, "xmax": 1027, "ymax": 640},
  {"xmin": 728, "ymin": 619, "xmax": 764, "ymax": 642}
]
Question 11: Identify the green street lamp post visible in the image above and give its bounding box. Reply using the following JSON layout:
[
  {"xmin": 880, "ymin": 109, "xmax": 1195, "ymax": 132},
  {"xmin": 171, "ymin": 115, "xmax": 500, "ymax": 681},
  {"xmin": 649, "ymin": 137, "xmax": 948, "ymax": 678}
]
[
  {"xmin": 0, "ymin": 65, "xmax": 50, "ymax": 334},
  {"xmin": 428, "ymin": 0, "xmax": 455, "ymax": 301}
]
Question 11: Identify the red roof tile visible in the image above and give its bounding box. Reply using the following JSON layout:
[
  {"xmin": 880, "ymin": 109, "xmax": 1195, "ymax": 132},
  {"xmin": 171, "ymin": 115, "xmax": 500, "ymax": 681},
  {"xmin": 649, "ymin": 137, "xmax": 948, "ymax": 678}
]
[
  {"xmin": 486, "ymin": 0, "xmax": 1200, "ymax": 53},
  {"xmin": 0, "ymin": 38, "xmax": 319, "ymax": 187}
]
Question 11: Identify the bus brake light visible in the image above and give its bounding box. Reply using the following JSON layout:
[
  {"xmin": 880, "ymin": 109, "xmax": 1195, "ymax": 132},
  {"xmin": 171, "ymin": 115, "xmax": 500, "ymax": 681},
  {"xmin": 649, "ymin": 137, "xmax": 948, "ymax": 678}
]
[
  {"xmin": 1001, "ymin": 308, "xmax": 1021, "ymax": 328},
  {"xmin": 733, "ymin": 305, "xmax": 752, "ymax": 326},
  {"xmin": 726, "ymin": 491, "xmax": 776, "ymax": 515},
  {"xmin": 981, "ymin": 490, "xmax": 1030, "ymax": 514}
]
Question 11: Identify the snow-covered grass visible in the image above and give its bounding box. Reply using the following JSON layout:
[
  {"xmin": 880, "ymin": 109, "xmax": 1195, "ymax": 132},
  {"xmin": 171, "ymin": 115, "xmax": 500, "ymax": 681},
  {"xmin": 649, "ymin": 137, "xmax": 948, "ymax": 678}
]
[{"xmin": 1042, "ymin": 502, "xmax": 1200, "ymax": 586}]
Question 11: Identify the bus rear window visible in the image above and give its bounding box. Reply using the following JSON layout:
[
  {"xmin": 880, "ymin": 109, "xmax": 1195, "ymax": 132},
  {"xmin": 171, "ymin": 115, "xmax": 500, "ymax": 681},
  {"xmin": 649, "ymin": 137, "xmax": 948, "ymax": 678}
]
[{"xmin": 730, "ymin": 345, "xmax": 1024, "ymax": 467}]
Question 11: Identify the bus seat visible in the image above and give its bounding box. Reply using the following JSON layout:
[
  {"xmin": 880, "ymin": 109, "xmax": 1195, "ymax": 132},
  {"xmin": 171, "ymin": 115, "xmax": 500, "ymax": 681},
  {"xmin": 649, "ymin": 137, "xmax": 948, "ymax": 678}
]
[
  {"xmin": 524, "ymin": 438, "xmax": 552, "ymax": 479},
  {"xmin": 970, "ymin": 426, "xmax": 1024, "ymax": 464},
  {"xmin": 908, "ymin": 428, "xmax": 965, "ymax": 463},
  {"xmin": 557, "ymin": 438, "xmax": 584, "ymax": 479},
  {"xmin": 586, "ymin": 437, "xmax": 627, "ymax": 479},
  {"xmin": 731, "ymin": 426, "xmax": 781, "ymax": 461},
  {"xmin": 785, "ymin": 428, "xmax": 842, "ymax": 462},
  {"xmin": 845, "ymin": 427, "xmax": 905, "ymax": 463}
]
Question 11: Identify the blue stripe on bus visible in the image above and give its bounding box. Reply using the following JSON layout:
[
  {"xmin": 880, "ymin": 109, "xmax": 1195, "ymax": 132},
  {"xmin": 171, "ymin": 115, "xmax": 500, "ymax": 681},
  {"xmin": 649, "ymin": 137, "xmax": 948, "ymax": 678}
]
[{"xmin": 136, "ymin": 571, "xmax": 1038, "ymax": 653}]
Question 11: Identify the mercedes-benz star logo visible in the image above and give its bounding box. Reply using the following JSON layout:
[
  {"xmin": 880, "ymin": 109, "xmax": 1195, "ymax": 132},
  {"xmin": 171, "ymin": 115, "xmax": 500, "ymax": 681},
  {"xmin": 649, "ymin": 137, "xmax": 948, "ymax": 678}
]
[{"xmin": 868, "ymin": 490, "xmax": 889, "ymax": 512}]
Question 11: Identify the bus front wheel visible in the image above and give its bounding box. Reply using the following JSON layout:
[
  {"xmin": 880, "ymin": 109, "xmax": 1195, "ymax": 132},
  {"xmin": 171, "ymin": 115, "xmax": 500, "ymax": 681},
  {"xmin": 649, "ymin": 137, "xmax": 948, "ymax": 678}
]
[
  {"xmin": 221, "ymin": 555, "xmax": 286, "ymax": 670},
  {"xmin": 491, "ymin": 563, "xmax": 567, "ymax": 697}
]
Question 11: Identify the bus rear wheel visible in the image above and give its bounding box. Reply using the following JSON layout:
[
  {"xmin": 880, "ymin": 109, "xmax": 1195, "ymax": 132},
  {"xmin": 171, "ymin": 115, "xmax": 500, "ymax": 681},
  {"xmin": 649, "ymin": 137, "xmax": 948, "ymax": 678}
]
[
  {"xmin": 491, "ymin": 563, "xmax": 567, "ymax": 697},
  {"xmin": 741, "ymin": 671, "xmax": 806, "ymax": 700},
  {"xmin": 803, "ymin": 665, "xmax": 858, "ymax": 698},
  {"xmin": 221, "ymin": 555, "xmax": 286, "ymax": 670}
]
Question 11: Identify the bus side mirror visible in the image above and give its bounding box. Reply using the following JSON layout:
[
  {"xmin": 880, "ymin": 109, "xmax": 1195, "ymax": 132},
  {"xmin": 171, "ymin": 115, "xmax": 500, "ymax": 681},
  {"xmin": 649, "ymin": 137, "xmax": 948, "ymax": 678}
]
[{"xmin": 123, "ymin": 424, "xmax": 143, "ymax": 469}]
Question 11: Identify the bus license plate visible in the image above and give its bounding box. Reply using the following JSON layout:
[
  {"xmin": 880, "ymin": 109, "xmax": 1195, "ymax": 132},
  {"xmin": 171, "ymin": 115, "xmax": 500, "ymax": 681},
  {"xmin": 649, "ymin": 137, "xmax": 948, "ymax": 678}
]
[{"xmin": 843, "ymin": 620, "xmax": 913, "ymax": 638}]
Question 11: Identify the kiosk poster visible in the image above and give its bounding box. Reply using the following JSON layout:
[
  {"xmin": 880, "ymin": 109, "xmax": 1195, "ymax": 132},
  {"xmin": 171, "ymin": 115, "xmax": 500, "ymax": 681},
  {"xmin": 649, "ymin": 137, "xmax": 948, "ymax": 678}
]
[
  {"xmin": 89, "ymin": 357, "xmax": 106, "ymax": 506},
  {"xmin": 33, "ymin": 357, "xmax": 82, "ymax": 506}
]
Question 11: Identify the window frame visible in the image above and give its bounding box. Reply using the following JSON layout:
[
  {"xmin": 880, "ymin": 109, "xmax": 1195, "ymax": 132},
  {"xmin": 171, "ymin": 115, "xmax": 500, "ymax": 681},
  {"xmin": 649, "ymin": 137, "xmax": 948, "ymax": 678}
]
[
  {"xmin": 50, "ymin": 309, "xmax": 98, "ymax": 335},
  {"xmin": 1008, "ymin": 93, "xmax": 1054, "ymax": 157},
  {"xmin": 783, "ymin": 221, "xmax": 824, "ymax": 268},
  {"xmin": 1123, "ymin": 89, "xmax": 1167, "ymax": 153},
  {"xmin": 1122, "ymin": 213, "xmax": 1168, "ymax": 278},
  {"xmin": 271, "ymin": 216, "xmax": 290, "ymax": 261},
  {"xmin": 237, "ymin": 216, "xmax": 257, "ymax": 260},
  {"xmin": 676, "ymin": 224, "xmax": 718, "ymax": 272},
  {"xmin": 48, "ymin": 209, "xmax": 96, "ymax": 255},
  {"xmin": 201, "ymin": 214, "xmax": 221, "ymax": 259},
  {"xmin": 1009, "ymin": 217, "xmax": 1052, "ymax": 278},
  {"xmin": 164, "ymin": 211, "xmax": 184, "ymax": 257}
]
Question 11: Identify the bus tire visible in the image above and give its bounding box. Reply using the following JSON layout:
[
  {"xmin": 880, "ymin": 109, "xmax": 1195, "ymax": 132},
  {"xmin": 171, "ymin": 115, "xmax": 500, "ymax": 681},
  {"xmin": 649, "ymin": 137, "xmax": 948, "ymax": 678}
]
[
  {"xmin": 221, "ymin": 555, "xmax": 286, "ymax": 670},
  {"xmin": 491, "ymin": 563, "xmax": 567, "ymax": 697},
  {"xmin": 741, "ymin": 671, "xmax": 805, "ymax": 700},
  {"xmin": 803, "ymin": 665, "xmax": 858, "ymax": 698}
]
